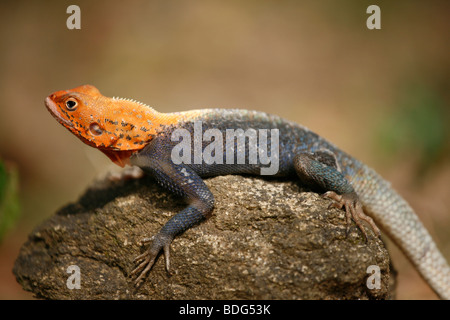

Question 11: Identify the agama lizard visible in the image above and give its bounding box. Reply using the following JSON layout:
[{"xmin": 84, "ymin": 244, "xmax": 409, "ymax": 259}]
[{"xmin": 45, "ymin": 84, "xmax": 450, "ymax": 299}]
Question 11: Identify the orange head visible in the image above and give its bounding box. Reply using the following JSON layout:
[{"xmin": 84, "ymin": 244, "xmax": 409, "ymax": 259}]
[{"xmin": 45, "ymin": 85, "xmax": 162, "ymax": 166}]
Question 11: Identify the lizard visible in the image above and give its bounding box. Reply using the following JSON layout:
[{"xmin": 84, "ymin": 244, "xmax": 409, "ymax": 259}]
[{"xmin": 44, "ymin": 84, "xmax": 450, "ymax": 299}]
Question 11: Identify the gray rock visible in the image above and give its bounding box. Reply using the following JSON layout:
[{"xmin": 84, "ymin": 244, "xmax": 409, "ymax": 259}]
[{"xmin": 13, "ymin": 173, "xmax": 395, "ymax": 299}]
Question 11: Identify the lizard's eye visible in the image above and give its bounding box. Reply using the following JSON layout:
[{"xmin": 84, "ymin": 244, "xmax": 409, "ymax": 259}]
[
  {"xmin": 89, "ymin": 123, "xmax": 103, "ymax": 136},
  {"xmin": 65, "ymin": 98, "xmax": 78, "ymax": 111}
]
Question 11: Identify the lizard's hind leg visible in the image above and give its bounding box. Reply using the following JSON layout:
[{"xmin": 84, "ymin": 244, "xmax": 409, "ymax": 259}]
[{"xmin": 293, "ymin": 150, "xmax": 380, "ymax": 240}]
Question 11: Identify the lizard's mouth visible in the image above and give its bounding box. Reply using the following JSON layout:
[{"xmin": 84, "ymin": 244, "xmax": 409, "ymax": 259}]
[{"xmin": 45, "ymin": 96, "xmax": 74, "ymax": 128}]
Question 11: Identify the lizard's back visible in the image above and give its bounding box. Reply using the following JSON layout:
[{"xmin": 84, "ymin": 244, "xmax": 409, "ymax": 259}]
[{"xmin": 165, "ymin": 108, "xmax": 342, "ymax": 177}]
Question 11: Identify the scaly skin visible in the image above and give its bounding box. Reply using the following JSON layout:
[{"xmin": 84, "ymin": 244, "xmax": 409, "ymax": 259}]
[{"xmin": 45, "ymin": 85, "xmax": 450, "ymax": 299}]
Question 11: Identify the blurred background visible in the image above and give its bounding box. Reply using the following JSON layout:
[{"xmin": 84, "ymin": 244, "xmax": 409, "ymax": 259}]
[{"xmin": 0, "ymin": 0, "xmax": 449, "ymax": 299}]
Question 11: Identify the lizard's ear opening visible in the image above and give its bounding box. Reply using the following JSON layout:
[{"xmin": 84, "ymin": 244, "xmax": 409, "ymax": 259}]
[{"xmin": 89, "ymin": 123, "xmax": 103, "ymax": 136}]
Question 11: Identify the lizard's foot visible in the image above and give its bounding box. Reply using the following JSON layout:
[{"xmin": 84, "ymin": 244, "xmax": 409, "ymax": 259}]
[
  {"xmin": 130, "ymin": 233, "xmax": 172, "ymax": 286},
  {"xmin": 322, "ymin": 191, "xmax": 381, "ymax": 241}
]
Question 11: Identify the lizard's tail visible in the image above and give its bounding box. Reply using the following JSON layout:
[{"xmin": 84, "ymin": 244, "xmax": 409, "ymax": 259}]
[{"xmin": 353, "ymin": 165, "xmax": 450, "ymax": 299}]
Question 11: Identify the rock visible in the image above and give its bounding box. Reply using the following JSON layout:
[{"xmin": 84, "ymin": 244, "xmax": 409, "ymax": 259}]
[{"xmin": 13, "ymin": 173, "xmax": 395, "ymax": 299}]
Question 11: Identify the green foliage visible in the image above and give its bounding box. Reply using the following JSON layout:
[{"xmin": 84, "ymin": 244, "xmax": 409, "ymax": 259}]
[
  {"xmin": 0, "ymin": 159, "xmax": 20, "ymax": 242},
  {"xmin": 377, "ymin": 85, "xmax": 449, "ymax": 177}
]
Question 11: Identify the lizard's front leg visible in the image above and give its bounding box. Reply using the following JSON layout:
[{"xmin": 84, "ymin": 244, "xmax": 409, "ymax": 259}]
[
  {"xmin": 129, "ymin": 143, "xmax": 214, "ymax": 285},
  {"xmin": 293, "ymin": 151, "xmax": 380, "ymax": 240}
]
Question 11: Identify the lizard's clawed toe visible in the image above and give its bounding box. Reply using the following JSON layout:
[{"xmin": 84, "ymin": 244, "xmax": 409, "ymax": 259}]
[{"xmin": 131, "ymin": 250, "xmax": 156, "ymax": 286}]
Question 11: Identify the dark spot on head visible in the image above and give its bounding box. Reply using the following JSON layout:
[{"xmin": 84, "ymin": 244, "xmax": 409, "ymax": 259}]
[{"xmin": 107, "ymin": 119, "xmax": 119, "ymax": 125}]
